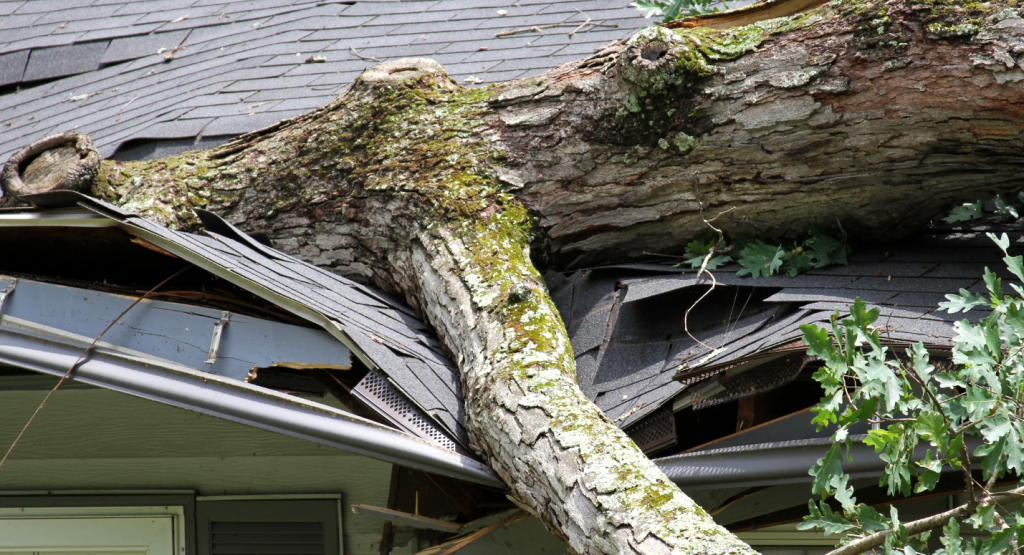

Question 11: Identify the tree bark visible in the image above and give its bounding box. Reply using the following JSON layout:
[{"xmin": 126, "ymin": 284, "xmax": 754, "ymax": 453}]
[{"xmin": 6, "ymin": 1, "xmax": 1024, "ymax": 553}]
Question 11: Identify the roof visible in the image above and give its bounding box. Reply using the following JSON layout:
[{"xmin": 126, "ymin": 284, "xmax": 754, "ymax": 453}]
[
  {"xmin": 2, "ymin": 191, "xmax": 471, "ymax": 450},
  {"xmin": 551, "ymin": 217, "xmax": 1024, "ymax": 430},
  {"xmin": 0, "ymin": 273, "xmax": 500, "ymax": 486},
  {"xmin": 0, "ymin": 0, "xmax": 661, "ymax": 161}
]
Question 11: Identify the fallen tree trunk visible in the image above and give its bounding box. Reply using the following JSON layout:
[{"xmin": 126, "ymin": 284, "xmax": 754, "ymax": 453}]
[{"xmin": 5, "ymin": 1, "xmax": 1024, "ymax": 553}]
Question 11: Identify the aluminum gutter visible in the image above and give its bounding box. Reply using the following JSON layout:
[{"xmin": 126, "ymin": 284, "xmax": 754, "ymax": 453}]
[
  {"xmin": 0, "ymin": 325, "xmax": 502, "ymax": 488},
  {"xmin": 654, "ymin": 436, "xmax": 981, "ymax": 490},
  {"xmin": 0, "ymin": 206, "xmax": 115, "ymax": 227}
]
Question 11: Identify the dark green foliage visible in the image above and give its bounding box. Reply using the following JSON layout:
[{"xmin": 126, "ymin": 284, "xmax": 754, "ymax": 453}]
[
  {"xmin": 631, "ymin": 0, "xmax": 730, "ymax": 22},
  {"xmin": 943, "ymin": 201, "xmax": 983, "ymax": 223},
  {"xmin": 736, "ymin": 240, "xmax": 784, "ymax": 278},
  {"xmin": 942, "ymin": 191, "xmax": 1024, "ymax": 224},
  {"xmin": 679, "ymin": 231, "xmax": 850, "ymax": 279}
]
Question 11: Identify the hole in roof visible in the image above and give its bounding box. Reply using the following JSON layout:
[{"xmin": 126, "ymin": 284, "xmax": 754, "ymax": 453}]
[
  {"xmin": 0, "ymin": 225, "xmax": 310, "ymax": 326},
  {"xmin": 111, "ymin": 136, "xmax": 234, "ymax": 162}
]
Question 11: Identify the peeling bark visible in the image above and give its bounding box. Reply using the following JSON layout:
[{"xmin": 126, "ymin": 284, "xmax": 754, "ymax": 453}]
[{"xmin": 7, "ymin": 1, "xmax": 1024, "ymax": 553}]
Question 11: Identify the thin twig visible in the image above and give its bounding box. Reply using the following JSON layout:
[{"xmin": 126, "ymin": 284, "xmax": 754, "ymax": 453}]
[
  {"xmin": 494, "ymin": 22, "xmax": 617, "ymax": 38},
  {"xmin": 0, "ymin": 267, "xmax": 189, "ymax": 471},
  {"xmin": 902, "ymin": 359, "xmax": 976, "ymax": 508},
  {"xmin": 569, "ymin": 8, "xmax": 591, "ymax": 36},
  {"xmin": 119, "ymin": 94, "xmax": 141, "ymax": 113},
  {"xmin": 683, "ymin": 184, "xmax": 735, "ymax": 353},
  {"xmin": 726, "ymin": 288, "xmax": 753, "ymax": 337},
  {"xmin": 350, "ymin": 46, "xmax": 380, "ymax": 62}
]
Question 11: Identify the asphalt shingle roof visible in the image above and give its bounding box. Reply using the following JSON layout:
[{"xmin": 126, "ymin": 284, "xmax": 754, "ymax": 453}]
[
  {"xmin": 0, "ymin": 0, "xmax": 666, "ymax": 161},
  {"xmin": 550, "ymin": 219, "xmax": 1024, "ymax": 429}
]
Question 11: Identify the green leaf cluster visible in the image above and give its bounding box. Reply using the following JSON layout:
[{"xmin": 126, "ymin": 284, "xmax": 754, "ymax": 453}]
[
  {"xmin": 942, "ymin": 191, "xmax": 1024, "ymax": 225},
  {"xmin": 630, "ymin": 0, "xmax": 730, "ymax": 23},
  {"xmin": 679, "ymin": 231, "xmax": 850, "ymax": 279},
  {"xmin": 797, "ymin": 235, "xmax": 1024, "ymax": 553}
]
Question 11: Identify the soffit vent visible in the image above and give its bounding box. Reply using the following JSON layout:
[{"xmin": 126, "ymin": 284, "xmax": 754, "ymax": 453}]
[
  {"xmin": 352, "ymin": 369, "xmax": 460, "ymax": 453},
  {"xmin": 627, "ymin": 405, "xmax": 677, "ymax": 455},
  {"xmin": 693, "ymin": 358, "xmax": 805, "ymax": 410},
  {"xmin": 212, "ymin": 521, "xmax": 325, "ymax": 555}
]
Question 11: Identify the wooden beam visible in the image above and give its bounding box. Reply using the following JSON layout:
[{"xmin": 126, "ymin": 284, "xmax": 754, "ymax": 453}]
[{"xmin": 351, "ymin": 504, "xmax": 463, "ymax": 533}]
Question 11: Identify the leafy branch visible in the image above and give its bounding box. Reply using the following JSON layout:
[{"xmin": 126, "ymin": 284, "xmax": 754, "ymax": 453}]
[
  {"xmin": 630, "ymin": 0, "xmax": 730, "ymax": 23},
  {"xmin": 796, "ymin": 233, "xmax": 1024, "ymax": 555},
  {"xmin": 943, "ymin": 191, "xmax": 1024, "ymax": 224},
  {"xmin": 679, "ymin": 230, "xmax": 850, "ymax": 279}
]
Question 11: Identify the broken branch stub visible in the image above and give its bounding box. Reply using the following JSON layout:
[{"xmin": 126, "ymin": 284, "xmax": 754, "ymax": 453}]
[
  {"xmin": 353, "ymin": 58, "xmax": 456, "ymax": 95},
  {"xmin": 0, "ymin": 132, "xmax": 100, "ymax": 202}
]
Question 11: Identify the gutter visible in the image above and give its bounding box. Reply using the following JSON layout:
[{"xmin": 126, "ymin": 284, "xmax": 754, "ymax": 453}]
[
  {"xmin": 0, "ymin": 325, "xmax": 502, "ymax": 488},
  {"xmin": 654, "ymin": 436, "xmax": 981, "ymax": 490}
]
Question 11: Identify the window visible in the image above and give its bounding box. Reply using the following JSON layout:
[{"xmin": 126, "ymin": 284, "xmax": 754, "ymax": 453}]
[{"xmin": 0, "ymin": 505, "xmax": 185, "ymax": 555}]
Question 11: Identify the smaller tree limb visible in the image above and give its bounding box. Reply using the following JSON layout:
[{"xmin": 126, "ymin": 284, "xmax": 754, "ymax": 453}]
[
  {"xmin": 827, "ymin": 487, "xmax": 1024, "ymax": 555},
  {"xmin": 900, "ymin": 361, "xmax": 977, "ymax": 509}
]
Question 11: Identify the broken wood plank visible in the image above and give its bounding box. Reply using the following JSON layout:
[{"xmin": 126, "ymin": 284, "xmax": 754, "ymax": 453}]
[
  {"xmin": 413, "ymin": 510, "xmax": 524, "ymax": 555},
  {"xmin": 350, "ymin": 504, "xmax": 462, "ymax": 533}
]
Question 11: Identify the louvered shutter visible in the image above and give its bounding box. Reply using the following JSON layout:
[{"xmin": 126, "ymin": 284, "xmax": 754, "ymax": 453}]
[{"xmin": 197, "ymin": 499, "xmax": 340, "ymax": 555}]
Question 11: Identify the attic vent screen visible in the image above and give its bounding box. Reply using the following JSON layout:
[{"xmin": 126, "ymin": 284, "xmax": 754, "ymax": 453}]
[
  {"xmin": 212, "ymin": 521, "xmax": 324, "ymax": 554},
  {"xmin": 627, "ymin": 406, "xmax": 677, "ymax": 454},
  {"xmin": 352, "ymin": 369, "xmax": 459, "ymax": 453}
]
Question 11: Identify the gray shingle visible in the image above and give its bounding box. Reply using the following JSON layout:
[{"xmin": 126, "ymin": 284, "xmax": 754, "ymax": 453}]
[
  {"xmin": 278, "ymin": 58, "xmax": 370, "ymax": 76},
  {"xmin": 221, "ymin": 73, "xmax": 318, "ymax": 91},
  {"xmin": 102, "ymin": 30, "xmax": 190, "ymax": 65},
  {"xmin": 766, "ymin": 289, "xmax": 895, "ymax": 305},
  {"xmin": 0, "ymin": 49, "xmax": 28, "ymax": 86},
  {"xmin": 78, "ymin": 22, "xmax": 165, "ymax": 43},
  {"xmin": 23, "ymin": 40, "xmax": 109, "ymax": 82},
  {"xmin": 11, "ymin": 0, "xmax": 68, "ymax": 14},
  {"xmin": 5, "ymin": 32, "xmax": 89, "ymax": 53},
  {"xmin": 269, "ymin": 95, "xmax": 333, "ymax": 112},
  {"xmin": 426, "ymin": 0, "xmax": 517, "ymax": 10},
  {"xmin": 35, "ymin": 4, "xmax": 121, "ymax": 25},
  {"xmin": 52, "ymin": 14, "xmax": 149, "ymax": 36},
  {"xmin": 0, "ymin": 2, "xmax": 25, "ymax": 16},
  {"xmin": 201, "ymin": 110, "xmax": 298, "ymax": 135}
]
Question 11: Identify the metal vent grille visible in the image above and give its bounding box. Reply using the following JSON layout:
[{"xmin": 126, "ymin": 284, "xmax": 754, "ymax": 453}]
[
  {"xmin": 211, "ymin": 521, "xmax": 325, "ymax": 555},
  {"xmin": 693, "ymin": 358, "xmax": 805, "ymax": 410},
  {"xmin": 627, "ymin": 406, "xmax": 677, "ymax": 454},
  {"xmin": 353, "ymin": 369, "xmax": 459, "ymax": 452}
]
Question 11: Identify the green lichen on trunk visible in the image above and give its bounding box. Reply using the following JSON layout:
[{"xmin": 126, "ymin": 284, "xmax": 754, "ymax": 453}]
[{"xmin": 95, "ymin": 151, "xmax": 218, "ymax": 230}]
